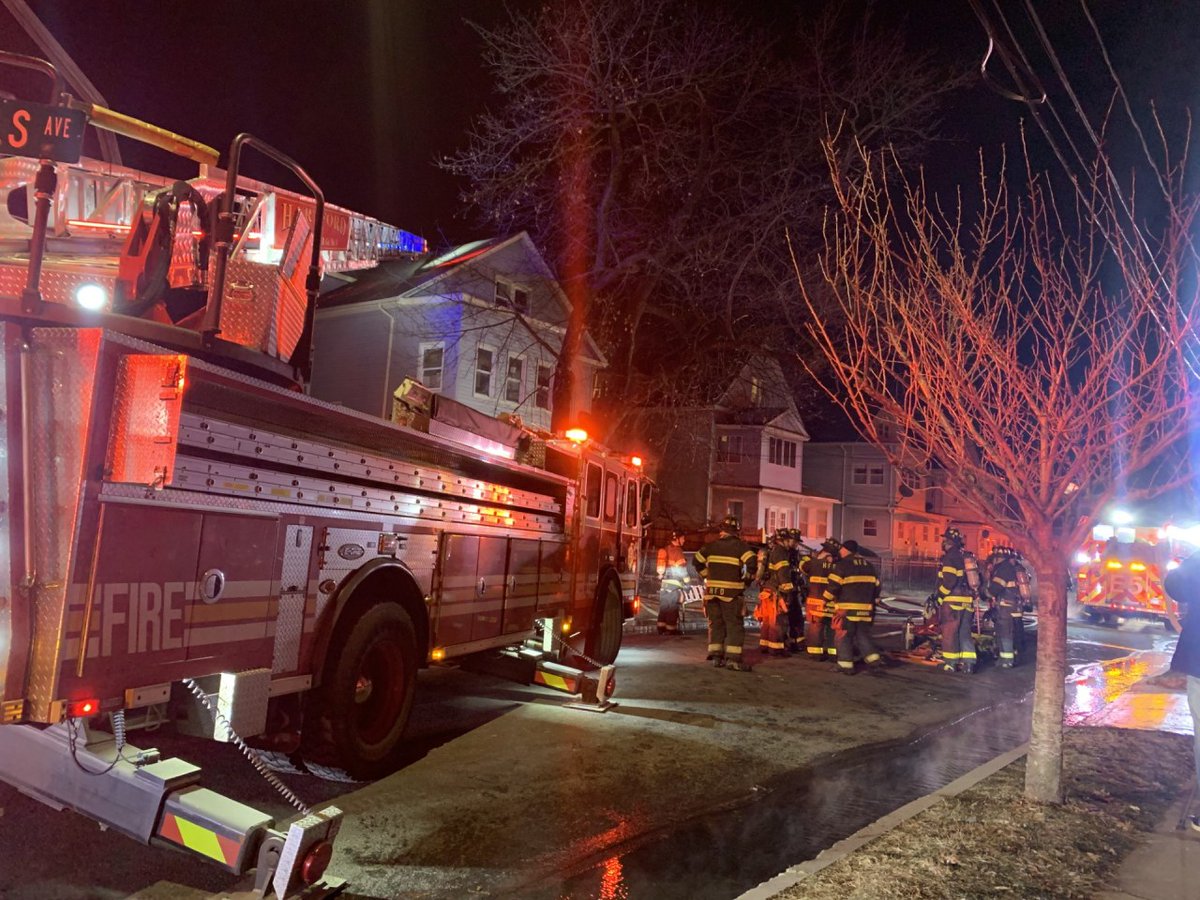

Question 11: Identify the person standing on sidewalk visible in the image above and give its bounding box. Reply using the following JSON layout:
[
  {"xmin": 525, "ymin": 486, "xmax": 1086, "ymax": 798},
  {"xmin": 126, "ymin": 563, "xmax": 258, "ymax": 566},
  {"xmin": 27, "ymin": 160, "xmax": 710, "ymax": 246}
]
[
  {"xmin": 825, "ymin": 540, "xmax": 886, "ymax": 675},
  {"xmin": 656, "ymin": 530, "xmax": 691, "ymax": 635},
  {"xmin": 936, "ymin": 527, "xmax": 979, "ymax": 674},
  {"xmin": 694, "ymin": 516, "xmax": 756, "ymax": 672},
  {"xmin": 802, "ymin": 538, "xmax": 840, "ymax": 661},
  {"xmin": 1162, "ymin": 549, "xmax": 1200, "ymax": 831}
]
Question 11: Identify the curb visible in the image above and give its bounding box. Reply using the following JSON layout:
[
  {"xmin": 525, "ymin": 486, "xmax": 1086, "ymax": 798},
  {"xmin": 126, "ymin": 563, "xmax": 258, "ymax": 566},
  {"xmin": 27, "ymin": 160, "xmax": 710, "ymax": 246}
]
[{"xmin": 735, "ymin": 741, "xmax": 1030, "ymax": 899}]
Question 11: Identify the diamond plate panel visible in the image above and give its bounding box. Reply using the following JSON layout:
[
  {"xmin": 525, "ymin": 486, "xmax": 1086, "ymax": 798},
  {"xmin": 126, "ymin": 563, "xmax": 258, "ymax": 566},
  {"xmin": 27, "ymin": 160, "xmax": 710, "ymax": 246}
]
[
  {"xmin": 219, "ymin": 259, "xmax": 282, "ymax": 356},
  {"xmin": 0, "ymin": 262, "xmax": 119, "ymax": 307},
  {"xmin": 25, "ymin": 329, "xmax": 103, "ymax": 718},
  {"xmin": 216, "ymin": 668, "xmax": 270, "ymax": 741},
  {"xmin": 167, "ymin": 201, "xmax": 204, "ymax": 290},
  {"xmin": 276, "ymin": 210, "xmax": 311, "ymax": 363},
  {"xmin": 279, "ymin": 525, "xmax": 313, "ymax": 593},
  {"xmin": 105, "ymin": 354, "xmax": 187, "ymax": 487},
  {"xmin": 272, "ymin": 593, "xmax": 305, "ymax": 674}
]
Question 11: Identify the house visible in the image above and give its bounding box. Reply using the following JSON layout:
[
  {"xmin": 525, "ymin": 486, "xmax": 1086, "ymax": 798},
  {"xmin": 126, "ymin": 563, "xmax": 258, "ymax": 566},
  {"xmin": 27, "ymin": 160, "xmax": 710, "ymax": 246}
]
[
  {"xmin": 309, "ymin": 233, "xmax": 605, "ymax": 431},
  {"xmin": 802, "ymin": 440, "xmax": 948, "ymax": 558},
  {"xmin": 618, "ymin": 357, "xmax": 837, "ymax": 541}
]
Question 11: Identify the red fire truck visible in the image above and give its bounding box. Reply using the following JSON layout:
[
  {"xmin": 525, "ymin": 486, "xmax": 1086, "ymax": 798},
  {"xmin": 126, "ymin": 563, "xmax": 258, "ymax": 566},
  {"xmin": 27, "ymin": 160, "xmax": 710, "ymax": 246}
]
[
  {"xmin": 1075, "ymin": 524, "xmax": 1185, "ymax": 632},
  {"xmin": 0, "ymin": 52, "xmax": 645, "ymax": 895}
]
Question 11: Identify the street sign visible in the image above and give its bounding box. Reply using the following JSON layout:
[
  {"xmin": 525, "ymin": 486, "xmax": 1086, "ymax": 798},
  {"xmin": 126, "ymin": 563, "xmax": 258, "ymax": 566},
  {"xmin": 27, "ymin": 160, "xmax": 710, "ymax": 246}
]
[{"xmin": 0, "ymin": 97, "xmax": 86, "ymax": 163}]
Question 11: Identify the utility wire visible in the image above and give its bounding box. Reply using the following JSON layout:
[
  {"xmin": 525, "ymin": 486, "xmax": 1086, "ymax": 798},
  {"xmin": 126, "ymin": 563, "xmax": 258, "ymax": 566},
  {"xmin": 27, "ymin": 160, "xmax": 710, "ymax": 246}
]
[
  {"xmin": 1078, "ymin": 0, "xmax": 1172, "ymax": 203},
  {"xmin": 967, "ymin": 0, "xmax": 1200, "ymax": 379}
]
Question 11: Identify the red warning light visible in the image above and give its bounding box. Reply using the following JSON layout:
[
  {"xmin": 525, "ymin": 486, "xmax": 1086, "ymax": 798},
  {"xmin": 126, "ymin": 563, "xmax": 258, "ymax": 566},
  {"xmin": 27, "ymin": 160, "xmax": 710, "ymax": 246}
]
[
  {"xmin": 69, "ymin": 698, "xmax": 100, "ymax": 718},
  {"xmin": 630, "ymin": 456, "xmax": 643, "ymax": 468}
]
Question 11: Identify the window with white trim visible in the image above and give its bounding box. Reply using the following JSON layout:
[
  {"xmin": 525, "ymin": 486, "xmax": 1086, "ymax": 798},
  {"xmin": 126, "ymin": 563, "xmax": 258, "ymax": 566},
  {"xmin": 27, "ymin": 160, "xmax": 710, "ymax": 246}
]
[
  {"xmin": 863, "ymin": 518, "xmax": 878, "ymax": 537},
  {"xmin": 868, "ymin": 465, "xmax": 885, "ymax": 485},
  {"xmin": 419, "ymin": 343, "xmax": 444, "ymax": 391},
  {"xmin": 768, "ymin": 437, "xmax": 796, "ymax": 468},
  {"xmin": 494, "ymin": 279, "xmax": 530, "ymax": 314},
  {"xmin": 474, "ymin": 346, "xmax": 494, "ymax": 397},
  {"xmin": 535, "ymin": 364, "xmax": 553, "ymax": 410},
  {"xmin": 504, "ymin": 355, "xmax": 525, "ymax": 403}
]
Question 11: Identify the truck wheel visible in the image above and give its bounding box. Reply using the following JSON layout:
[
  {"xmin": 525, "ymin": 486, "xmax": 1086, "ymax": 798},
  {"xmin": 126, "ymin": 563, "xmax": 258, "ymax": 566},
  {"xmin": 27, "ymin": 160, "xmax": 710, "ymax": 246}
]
[
  {"xmin": 305, "ymin": 603, "xmax": 417, "ymax": 780},
  {"xmin": 585, "ymin": 578, "xmax": 624, "ymax": 666}
]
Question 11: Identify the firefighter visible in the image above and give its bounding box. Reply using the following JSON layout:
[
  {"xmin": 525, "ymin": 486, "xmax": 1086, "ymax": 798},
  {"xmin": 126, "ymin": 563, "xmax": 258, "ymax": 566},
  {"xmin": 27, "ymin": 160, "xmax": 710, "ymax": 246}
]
[
  {"xmin": 936, "ymin": 527, "xmax": 979, "ymax": 673},
  {"xmin": 802, "ymin": 538, "xmax": 840, "ymax": 661},
  {"xmin": 656, "ymin": 530, "xmax": 691, "ymax": 635},
  {"xmin": 694, "ymin": 515, "xmax": 756, "ymax": 671},
  {"xmin": 824, "ymin": 539, "xmax": 886, "ymax": 675},
  {"xmin": 785, "ymin": 529, "xmax": 808, "ymax": 652},
  {"xmin": 755, "ymin": 528, "xmax": 793, "ymax": 657},
  {"xmin": 985, "ymin": 546, "xmax": 1025, "ymax": 667}
]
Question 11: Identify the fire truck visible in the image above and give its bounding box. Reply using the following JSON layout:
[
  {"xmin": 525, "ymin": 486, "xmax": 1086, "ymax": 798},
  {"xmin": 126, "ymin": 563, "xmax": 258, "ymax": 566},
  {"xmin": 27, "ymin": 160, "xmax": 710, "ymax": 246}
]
[
  {"xmin": 0, "ymin": 51, "xmax": 646, "ymax": 896},
  {"xmin": 1075, "ymin": 523, "xmax": 1185, "ymax": 632}
]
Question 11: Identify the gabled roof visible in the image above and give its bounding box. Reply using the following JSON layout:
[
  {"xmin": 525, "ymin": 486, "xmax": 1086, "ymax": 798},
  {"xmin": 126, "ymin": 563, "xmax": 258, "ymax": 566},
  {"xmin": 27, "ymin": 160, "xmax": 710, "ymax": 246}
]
[{"xmin": 318, "ymin": 235, "xmax": 514, "ymax": 309}]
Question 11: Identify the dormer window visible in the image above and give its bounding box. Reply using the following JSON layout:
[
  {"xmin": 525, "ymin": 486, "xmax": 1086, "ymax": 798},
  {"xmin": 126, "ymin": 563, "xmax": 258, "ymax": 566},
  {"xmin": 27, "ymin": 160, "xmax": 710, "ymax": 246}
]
[{"xmin": 495, "ymin": 279, "xmax": 530, "ymax": 314}]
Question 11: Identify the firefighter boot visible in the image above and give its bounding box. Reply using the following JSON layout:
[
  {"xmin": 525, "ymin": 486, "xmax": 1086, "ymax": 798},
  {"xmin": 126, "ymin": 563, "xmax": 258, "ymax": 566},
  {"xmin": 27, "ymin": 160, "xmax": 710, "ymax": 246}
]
[
  {"xmin": 726, "ymin": 659, "xmax": 752, "ymax": 672},
  {"xmin": 711, "ymin": 656, "xmax": 726, "ymax": 668}
]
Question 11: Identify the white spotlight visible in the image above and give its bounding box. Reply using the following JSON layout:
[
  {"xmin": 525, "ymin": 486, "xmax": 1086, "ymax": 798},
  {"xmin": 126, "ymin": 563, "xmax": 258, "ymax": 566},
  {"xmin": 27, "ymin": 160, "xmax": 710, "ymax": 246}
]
[
  {"xmin": 75, "ymin": 283, "xmax": 109, "ymax": 311},
  {"xmin": 1109, "ymin": 509, "xmax": 1134, "ymax": 526}
]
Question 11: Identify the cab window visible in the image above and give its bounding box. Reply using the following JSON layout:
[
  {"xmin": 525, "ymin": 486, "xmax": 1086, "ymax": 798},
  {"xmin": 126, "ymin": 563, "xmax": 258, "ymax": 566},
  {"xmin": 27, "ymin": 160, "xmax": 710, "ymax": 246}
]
[
  {"xmin": 604, "ymin": 473, "xmax": 619, "ymax": 523},
  {"xmin": 641, "ymin": 482, "xmax": 653, "ymax": 522},
  {"xmin": 625, "ymin": 479, "xmax": 638, "ymax": 529},
  {"xmin": 585, "ymin": 463, "xmax": 602, "ymax": 518}
]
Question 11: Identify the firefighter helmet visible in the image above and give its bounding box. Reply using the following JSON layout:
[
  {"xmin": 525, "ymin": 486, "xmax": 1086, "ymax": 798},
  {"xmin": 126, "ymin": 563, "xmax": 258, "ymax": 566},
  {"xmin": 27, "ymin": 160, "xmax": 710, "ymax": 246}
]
[
  {"xmin": 821, "ymin": 538, "xmax": 842, "ymax": 555},
  {"xmin": 774, "ymin": 528, "xmax": 791, "ymax": 542},
  {"xmin": 719, "ymin": 515, "xmax": 740, "ymax": 534},
  {"xmin": 942, "ymin": 527, "xmax": 965, "ymax": 548},
  {"xmin": 842, "ymin": 539, "xmax": 861, "ymax": 555},
  {"xmin": 788, "ymin": 528, "xmax": 804, "ymax": 541}
]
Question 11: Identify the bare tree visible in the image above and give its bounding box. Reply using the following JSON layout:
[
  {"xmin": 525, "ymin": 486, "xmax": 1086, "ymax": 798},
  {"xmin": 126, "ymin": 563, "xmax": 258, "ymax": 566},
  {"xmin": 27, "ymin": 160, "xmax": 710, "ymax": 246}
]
[
  {"xmin": 795, "ymin": 141, "xmax": 1200, "ymax": 802},
  {"xmin": 443, "ymin": 0, "xmax": 959, "ymax": 433}
]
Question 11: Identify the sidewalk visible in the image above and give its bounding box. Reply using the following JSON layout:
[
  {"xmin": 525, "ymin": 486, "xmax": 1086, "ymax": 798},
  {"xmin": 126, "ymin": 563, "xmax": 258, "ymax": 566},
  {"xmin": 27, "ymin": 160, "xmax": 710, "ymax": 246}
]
[
  {"xmin": 1096, "ymin": 793, "xmax": 1200, "ymax": 900},
  {"xmin": 1092, "ymin": 679, "xmax": 1199, "ymax": 900}
]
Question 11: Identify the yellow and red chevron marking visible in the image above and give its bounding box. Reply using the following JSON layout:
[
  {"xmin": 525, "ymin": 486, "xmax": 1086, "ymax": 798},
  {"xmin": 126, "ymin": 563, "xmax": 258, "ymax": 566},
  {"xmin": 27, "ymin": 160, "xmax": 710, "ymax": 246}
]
[
  {"xmin": 534, "ymin": 670, "xmax": 580, "ymax": 693},
  {"xmin": 158, "ymin": 812, "xmax": 243, "ymax": 868}
]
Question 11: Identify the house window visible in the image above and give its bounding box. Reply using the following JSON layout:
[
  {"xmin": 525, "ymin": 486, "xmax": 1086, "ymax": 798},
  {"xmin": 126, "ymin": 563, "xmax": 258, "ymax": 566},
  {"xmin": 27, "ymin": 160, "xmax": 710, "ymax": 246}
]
[
  {"xmin": 505, "ymin": 355, "xmax": 525, "ymax": 403},
  {"xmin": 495, "ymin": 279, "xmax": 530, "ymax": 314},
  {"xmin": 717, "ymin": 434, "xmax": 743, "ymax": 463},
  {"xmin": 768, "ymin": 437, "xmax": 796, "ymax": 468},
  {"xmin": 535, "ymin": 365, "xmax": 553, "ymax": 410},
  {"xmin": 810, "ymin": 509, "xmax": 828, "ymax": 538},
  {"xmin": 863, "ymin": 518, "xmax": 878, "ymax": 537},
  {"xmin": 474, "ymin": 347, "xmax": 494, "ymax": 397},
  {"xmin": 766, "ymin": 508, "xmax": 777, "ymax": 533},
  {"xmin": 869, "ymin": 465, "xmax": 885, "ymax": 485},
  {"xmin": 852, "ymin": 465, "xmax": 867, "ymax": 485},
  {"xmin": 420, "ymin": 344, "xmax": 443, "ymax": 391},
  {"xmin": 727, "ymin": 500, "xmax": 744, "ymax": 524}
]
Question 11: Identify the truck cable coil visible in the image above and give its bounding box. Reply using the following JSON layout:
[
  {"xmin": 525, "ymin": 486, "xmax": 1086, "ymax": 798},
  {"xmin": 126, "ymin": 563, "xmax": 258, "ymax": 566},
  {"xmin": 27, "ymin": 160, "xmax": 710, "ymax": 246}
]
[{"xmin": 181, "ymin": 677, "xmax": 312, "ymax": 816}]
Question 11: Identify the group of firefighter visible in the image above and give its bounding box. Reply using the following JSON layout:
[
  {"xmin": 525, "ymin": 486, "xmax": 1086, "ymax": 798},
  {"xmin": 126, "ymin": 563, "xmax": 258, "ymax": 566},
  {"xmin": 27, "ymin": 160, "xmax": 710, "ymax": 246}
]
[{"xmin": 656, "ymin": 518, "xmax": 1033, "ymax": 674}]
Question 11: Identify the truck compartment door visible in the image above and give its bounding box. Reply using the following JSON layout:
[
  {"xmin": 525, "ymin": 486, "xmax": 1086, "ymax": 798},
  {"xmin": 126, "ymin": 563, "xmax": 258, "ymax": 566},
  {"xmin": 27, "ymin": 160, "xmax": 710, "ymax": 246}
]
[
  {"xmin": 503, "ymin": 538, "xmax": 540, "ymax": 636},
  {"xmin": 471, "ymin": 536, "xmax": 506, "ymax": 642},
  {"xmin": 436, "ymin": 534, "xmax": 476, "ymax": 646},
  {"xmin": 186, "ymin": 513, "xmax": 277, "ymax": 667}
]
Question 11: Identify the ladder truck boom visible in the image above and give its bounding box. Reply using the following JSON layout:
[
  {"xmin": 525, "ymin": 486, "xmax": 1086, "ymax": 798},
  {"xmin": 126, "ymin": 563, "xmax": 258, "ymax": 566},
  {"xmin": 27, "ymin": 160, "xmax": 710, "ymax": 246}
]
[{"xmin": 0, "ymin": 51, "xmax": 647, "ymax": 898}]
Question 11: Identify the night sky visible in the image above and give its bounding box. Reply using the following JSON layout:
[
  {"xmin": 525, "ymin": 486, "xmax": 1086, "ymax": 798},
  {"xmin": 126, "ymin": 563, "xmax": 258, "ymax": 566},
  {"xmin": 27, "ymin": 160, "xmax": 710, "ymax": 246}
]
[{"xmin": 2, "ymin": 2, "xmax": 1199, "ymax": 249}]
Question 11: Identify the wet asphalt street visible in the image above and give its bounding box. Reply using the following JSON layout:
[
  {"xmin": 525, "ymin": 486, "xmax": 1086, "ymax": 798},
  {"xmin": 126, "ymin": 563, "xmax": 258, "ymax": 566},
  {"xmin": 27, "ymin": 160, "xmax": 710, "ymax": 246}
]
[{"xmin": 0, "ymin": 608, "xmax": 1177, "ymax": 900}]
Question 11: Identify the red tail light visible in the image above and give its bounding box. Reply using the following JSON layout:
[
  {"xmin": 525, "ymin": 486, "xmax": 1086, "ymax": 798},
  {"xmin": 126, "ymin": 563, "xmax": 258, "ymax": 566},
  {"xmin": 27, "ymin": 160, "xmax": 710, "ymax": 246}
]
[
  {"xmin": 69, "ymin": 698, "xmax": 100, "ymax": 718},
  {"xmin": 301, "ymin": 840, "xmax": 333, "ymax": 885}
]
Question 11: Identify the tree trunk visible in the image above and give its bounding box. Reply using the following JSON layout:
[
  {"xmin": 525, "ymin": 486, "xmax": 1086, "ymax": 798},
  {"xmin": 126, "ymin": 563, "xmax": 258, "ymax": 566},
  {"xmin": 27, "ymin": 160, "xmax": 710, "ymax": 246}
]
[{"xmin": 1024, "ymin": 554, "xmax": 1068, "ymax": 803}]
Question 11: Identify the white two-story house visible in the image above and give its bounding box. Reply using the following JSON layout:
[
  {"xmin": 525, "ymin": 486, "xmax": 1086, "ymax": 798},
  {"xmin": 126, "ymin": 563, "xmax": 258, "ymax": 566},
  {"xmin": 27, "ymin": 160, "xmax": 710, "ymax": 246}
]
[{"xmin": 310, "ymin": 232, "xmax": 605, "ymax": 431}]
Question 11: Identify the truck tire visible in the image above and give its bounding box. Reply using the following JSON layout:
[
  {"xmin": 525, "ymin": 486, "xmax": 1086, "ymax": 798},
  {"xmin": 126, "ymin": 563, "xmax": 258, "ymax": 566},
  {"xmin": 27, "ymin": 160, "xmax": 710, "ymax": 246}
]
[
  {"xmin": 305, "ymin": 603, "xmax": 417, "ymax": 780},
  {"xmin": 585, "ymin": 578, "xmax": 624, "ymax": 666}
]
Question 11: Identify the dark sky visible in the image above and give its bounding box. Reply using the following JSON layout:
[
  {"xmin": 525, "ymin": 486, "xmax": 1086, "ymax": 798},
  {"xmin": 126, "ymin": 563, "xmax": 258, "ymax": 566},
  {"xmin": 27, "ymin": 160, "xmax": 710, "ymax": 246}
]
[{"xmin": 2, "ymin": 1, "xmax": 1198, "ymax": 249}]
